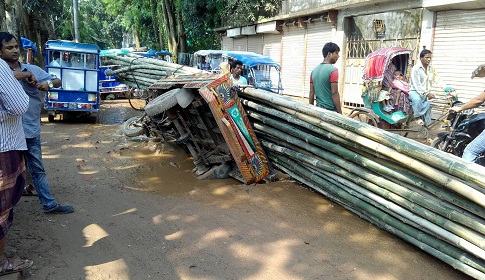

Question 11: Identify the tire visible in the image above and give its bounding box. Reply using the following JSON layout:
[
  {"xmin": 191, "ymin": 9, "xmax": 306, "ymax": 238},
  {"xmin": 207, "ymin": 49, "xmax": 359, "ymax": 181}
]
[
  {"xmin": 48, "ymin": 114, "xmax": 55, "ymax": 122},
  {"xmin": 122, "ymin": 116, "xmax": 146, "ymax": 137},
  {"xmin": 128, "ymin": 88, "xmax": 150, "ymax": 111},
  {"xmin": 431, "ymin": 138, "xmax": 444, "ymax": 149},
  {"xmin": 144, "ymin": 88, "xmax": 180, "ymax": 117},
  {"xmin": 431, "ymin": 138, "xmax": 455, "ymax": 154},
  {"xmin": 349, "ymin": 111, "xmax": 378, "ymax": 127}
]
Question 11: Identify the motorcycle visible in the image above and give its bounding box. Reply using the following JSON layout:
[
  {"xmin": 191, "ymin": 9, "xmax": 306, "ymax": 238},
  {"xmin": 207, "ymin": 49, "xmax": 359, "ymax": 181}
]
[{"xmin": 431, "ymin": 102, "xmax": 485, "ymax": 166}]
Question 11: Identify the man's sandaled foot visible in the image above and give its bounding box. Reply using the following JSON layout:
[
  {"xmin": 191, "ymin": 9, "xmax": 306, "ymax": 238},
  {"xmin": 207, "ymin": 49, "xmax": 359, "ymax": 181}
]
[
  {"xmin": 0, "ymin": 258, "xmax": 33, "ymax": 276},
  {"xmin": 44, "ymin": 204, "xmax": 75, "ymax": 214}
]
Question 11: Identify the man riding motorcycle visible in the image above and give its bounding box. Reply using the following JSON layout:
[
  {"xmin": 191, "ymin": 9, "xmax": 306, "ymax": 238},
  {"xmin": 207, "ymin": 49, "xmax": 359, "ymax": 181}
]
[{"xmin": 450, "ymin": 90, "xmax": 485, "ymax": 163}]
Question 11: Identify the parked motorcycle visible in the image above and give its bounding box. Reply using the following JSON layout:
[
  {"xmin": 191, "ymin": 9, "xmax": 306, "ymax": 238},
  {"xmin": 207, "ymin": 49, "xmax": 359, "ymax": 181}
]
[{"xmin": 431, "ymin": 101, "xmax": 485, "ymax": 165}]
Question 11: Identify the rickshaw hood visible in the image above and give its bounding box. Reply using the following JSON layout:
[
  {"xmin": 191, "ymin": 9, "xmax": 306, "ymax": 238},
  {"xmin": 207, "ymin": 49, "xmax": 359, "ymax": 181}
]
[{"xmin": 363, "ymin": 47, "xmax": 412, "ymax": 81}]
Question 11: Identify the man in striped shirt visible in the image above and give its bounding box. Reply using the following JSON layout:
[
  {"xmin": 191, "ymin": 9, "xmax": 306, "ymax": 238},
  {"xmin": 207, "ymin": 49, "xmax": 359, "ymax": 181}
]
[
  {"xmin": 0, "ymin": 58, "xmax": 34, "ymax": 274},
  {"xmin": 0, "ymin": 32, "xmax": 74, "ymax": 214}
]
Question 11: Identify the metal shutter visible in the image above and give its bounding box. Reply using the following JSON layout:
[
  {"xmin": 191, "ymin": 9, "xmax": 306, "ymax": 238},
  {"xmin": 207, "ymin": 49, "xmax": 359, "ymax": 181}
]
[
  {"xmin": 247, "ymin": 35, "xmax": 263, "ymax": 54},
  {"xmin": 281, "ymin": 25, "xmax": 306, "ymax": 97},
  {"xmin": 432, "ymin": 9, "xmax": 485, "ymax": 103},
  {"xmin": 222, "ymin": 37, "xmax": 233, "ymax": 51},
  {"xmin": 262, "ymin": 33, "xmax": 282, "ymax": 64},
  {"xmin": 304, "ymin": 21, "xmax": 333, "ymax": 98},
  {"xmin": 233, "ymin": 37, "xmax": 248, "ymax": 51}
]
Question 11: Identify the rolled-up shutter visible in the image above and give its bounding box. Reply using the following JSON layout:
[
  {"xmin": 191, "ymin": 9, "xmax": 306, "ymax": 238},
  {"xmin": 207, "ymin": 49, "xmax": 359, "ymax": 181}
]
[
  {"xmin": 281, "ymin": 25, "xmax": 306, "ymax": 97},
  {"xmin": 432, "ymin": 9, "xmax": 485, "ymax": 103}
]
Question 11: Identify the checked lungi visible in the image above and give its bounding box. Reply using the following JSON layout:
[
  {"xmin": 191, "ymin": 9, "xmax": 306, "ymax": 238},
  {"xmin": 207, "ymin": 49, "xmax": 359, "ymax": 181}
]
[{"xmin": 0, "ymin": 150, "xmax": 26, "ymax": 239}]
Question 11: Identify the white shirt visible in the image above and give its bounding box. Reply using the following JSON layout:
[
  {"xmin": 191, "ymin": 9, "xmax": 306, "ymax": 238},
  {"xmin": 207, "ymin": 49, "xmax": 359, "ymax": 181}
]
[
  {"xmin": 409, "ymin": 59, "xmax": 445, "ymax": 96},
  {"xmin": 0, "ymin": 60, "xmax": 29, "ymax": 152},
  {"xmin": 231, "ymin": 74, "xmax": 248, "ymax": 85}
]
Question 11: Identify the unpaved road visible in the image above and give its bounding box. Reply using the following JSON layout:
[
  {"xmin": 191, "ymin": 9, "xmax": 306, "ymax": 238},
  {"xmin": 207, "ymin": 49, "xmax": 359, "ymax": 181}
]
[{"xmin": 8, "ymin": 100, "xmax": 470, "ymax": 280}]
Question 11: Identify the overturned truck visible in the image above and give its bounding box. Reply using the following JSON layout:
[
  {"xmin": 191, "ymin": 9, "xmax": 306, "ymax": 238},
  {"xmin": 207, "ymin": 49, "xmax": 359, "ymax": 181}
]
[{"xmin": 105, "ymin": 55, "xmax": 271, "ymax": 184}]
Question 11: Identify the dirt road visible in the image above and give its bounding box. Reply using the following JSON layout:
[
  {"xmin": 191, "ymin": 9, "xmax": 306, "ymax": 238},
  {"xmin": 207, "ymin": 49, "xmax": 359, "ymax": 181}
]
[{"xmin": 8, "ymin": 100, "xmax": 470, "ymax": 279}]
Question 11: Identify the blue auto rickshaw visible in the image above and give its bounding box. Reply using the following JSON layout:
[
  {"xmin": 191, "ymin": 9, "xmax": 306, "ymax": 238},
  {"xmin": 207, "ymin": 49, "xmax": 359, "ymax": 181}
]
[
  {"xmin": 44, "ymin": 40, "xmax": 101, "ymax": 122},
  {"xmin": 223, "ymin": 51, "xmax": 283, "ymax": 94}
]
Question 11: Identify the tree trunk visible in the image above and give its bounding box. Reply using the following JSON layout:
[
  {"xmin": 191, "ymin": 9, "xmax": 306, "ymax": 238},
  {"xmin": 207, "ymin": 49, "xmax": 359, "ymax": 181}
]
[
  {"xmin": 40, "ymin": 14, "xmax": 56, "ymax": 40},
  {"xmin": 20, "ymin": 9, "xmax": 32, "ymax": 39},
  {"xmin": 160, "ymin": 0, "xmax": 179, "ymax": 62},
  {"xmin": 149, "ymin": 0, "xmax": 161, "ymax": 49},
  {"xmin": 176, "ymin": 11, "xmax": 187, "ymax": 53},
  {"xmin": 4, "ymin": 0, "xmax": 18, "ymax": 37},
  {"xmin": 133, "ymin": 26, "xmax": 140, "ymax": 49},
  {"xmin": 157, "ymin": 12, "xmax": 165, "ymax": 50},
  {"xmin": 0, "ymin": 0, "xmax": 7, "ymax": 31}
]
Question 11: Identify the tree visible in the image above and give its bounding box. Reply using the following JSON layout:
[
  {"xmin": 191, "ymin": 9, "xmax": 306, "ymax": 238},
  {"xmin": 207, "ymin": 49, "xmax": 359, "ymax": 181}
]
[
  {"xmin": 223, "ymin": 0, "xmax": 281, "ymax": 26},
  {"xmin": 182, "ymin": 0, "xmax": 223, "ymax": 52},
  {"xmin": 79, "ymin": 0, "xmax": 124, "ymax": 48}
]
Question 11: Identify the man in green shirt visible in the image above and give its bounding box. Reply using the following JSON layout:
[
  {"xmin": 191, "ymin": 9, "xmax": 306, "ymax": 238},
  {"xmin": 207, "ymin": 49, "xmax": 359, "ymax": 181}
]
[{"xmin": 309, "ymin": 42, "xmax": 342, "ymax": 114}]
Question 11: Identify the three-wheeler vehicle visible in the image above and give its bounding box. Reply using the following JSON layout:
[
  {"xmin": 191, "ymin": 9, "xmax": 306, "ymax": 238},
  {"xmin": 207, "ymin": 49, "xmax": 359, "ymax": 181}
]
[
  {"xmin": 193, "ymin": 49, "xmax": 225, "ymax": 73},
  {"xmin": 349, "ymin": 47, "xmax": 456, "ymax": 137},
  {"xmin": 44, "ymin": 40, "xmax": 101, "ymax": 122},
  {"xmin": 223, "ymin": 51, "xmax": 284, "ymax": 94}
]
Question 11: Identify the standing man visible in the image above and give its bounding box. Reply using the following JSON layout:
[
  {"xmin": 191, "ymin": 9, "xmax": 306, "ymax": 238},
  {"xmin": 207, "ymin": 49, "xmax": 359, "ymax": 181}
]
[
  {"xmin": 309, "ymin": 42, "xmax": 342, "ymax": 114},
  {"xmin": 409, "ymin": 49, "xmax": 453, "ymax": 126},
  {"xmin": 230, "ymin": 60, "xmax": 248, "ymax": 85},
  {"xmin": 0, "ymin": 59, "xmax": 34, "ymax": 274},
  {"xmin": 0, "ymin": 32, "xmax": 74, "ymax": 214}
]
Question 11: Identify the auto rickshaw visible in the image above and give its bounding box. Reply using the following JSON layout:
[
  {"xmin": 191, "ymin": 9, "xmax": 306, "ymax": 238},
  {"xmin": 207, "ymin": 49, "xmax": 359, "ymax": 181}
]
[
  {"xmin": 193, "ymin": 50, "xmax": 225, "ymax": 73},
  {"xmin": 223, "ymin": 51, "xmax": 284, "ymax": 94},
  {"xmin": 44, "ymin": 40, "xmax": 101, "ymax": 122}
]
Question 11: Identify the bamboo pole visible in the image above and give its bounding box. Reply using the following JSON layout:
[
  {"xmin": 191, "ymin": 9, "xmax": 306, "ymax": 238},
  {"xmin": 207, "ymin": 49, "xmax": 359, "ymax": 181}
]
[
  {"xmin": 240, "ymin": 88, "xmax": 485, "ymax": 189},
  {"xmin": 240, "ymin": 89, "xmax": 485, "ymax": 208},
  {"xmin": 253, "ymin": 118, "xmax": 485, "ymax": 233},
  {"xmin": 103, "ymin": 55, "xmax": 205, "ymax": 74},
  {"xmin": 271, "ymin": 157, "xmax": 485, "ymax": 277},
  {"xmin": 242, "ymin": 101, "xmax": 485, "ymax": 219},
  {"xmin": 262, "ymin": 139, "xmax": 485, "ymax": 255}
]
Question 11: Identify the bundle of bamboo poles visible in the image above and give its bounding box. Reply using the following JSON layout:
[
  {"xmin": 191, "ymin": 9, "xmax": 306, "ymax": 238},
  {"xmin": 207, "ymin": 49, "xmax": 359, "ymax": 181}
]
[
  {"xmin": 239, "ymin": 87, "xmax": 485, "ymax": 279},
  {"xmin": 102, "ymin": 54, "xmax": 207, "ymax": 89}
]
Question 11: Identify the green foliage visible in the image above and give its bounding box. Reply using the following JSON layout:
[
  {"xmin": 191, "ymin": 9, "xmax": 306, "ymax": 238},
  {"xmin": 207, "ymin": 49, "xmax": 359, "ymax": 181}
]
[
  {"xmin": 222, "ymin": 0, "xmax": 282, "ymax": 26},
  {"xmin": 21, "ymin": 0, "xmax": 282, "ymax": 55},
  {"xmin": 182, "ymin": 0, "xmax": 223, "ymax": 52},
  {"xmin": 79, "ymin": 0, "xmax": 124, "ymax": 48}
]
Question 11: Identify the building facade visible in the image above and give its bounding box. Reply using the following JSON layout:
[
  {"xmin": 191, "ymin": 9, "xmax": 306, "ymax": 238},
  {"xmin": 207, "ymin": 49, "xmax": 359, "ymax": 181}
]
[{"xmin": 216, "ymin": 0, "xmax": 485, "ymax": 105}]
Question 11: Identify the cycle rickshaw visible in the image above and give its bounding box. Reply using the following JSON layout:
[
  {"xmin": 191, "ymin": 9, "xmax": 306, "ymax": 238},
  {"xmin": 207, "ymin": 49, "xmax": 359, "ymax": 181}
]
[{"xmin": 348, "ymin": 47, "xmax": 455, "ymax": 137}]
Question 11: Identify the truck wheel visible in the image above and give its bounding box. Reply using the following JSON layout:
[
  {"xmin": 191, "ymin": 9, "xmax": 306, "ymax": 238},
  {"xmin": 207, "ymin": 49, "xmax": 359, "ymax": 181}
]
[
  {"xmin": 48, "ymin": 114, "xmax": 55, "ymax": 122},
  {"xmin": 122, "ymin": 116, "xmax": 146, "ymax": 137},
  {"xmin": 143, "ymin": 88, "xmax": 180, "ymax": 117},
  {"xmin": 431, "ymin": 138, "xmax": 444, "ymax": 150}
]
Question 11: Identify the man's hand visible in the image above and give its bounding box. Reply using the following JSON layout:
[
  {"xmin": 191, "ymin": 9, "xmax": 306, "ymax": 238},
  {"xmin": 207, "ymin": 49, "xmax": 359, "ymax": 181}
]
[
  {"xmin": 427, "ymin": 93, "xmax": 435, "ymax": 100},
  {"xmin": 449, "ymin": 106, "xmax": 461, "ymax": 113},
  {"xmin": 36, "ymin": 81, "xmax": 50, "ymax": 91},
  {"xmin": 26, "ymin": 72, "xmax": 37, "ymax": 86}
]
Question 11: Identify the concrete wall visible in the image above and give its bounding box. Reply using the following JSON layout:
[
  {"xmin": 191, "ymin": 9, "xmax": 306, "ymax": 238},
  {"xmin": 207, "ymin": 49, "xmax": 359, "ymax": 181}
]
[{"xmin": 282, "ymin": 0, "xmax": 341, "ymax": 14}]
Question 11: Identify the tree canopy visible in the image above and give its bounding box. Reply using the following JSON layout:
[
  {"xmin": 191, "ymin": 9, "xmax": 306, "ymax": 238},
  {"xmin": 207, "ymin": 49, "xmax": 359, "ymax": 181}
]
[{"xmin": 0, "ymin": 0, "xmax": 282, "ymax": 62}]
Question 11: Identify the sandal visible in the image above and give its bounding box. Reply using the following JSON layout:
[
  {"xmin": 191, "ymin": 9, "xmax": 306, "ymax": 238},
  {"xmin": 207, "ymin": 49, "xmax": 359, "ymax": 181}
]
[
  {"xmin": 0, "ymin": 258, "xmax": 33, "ymax": 275},
  {"xmin": 22, "ymin": 184, "xmax": 38, "ymax": 196}
]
